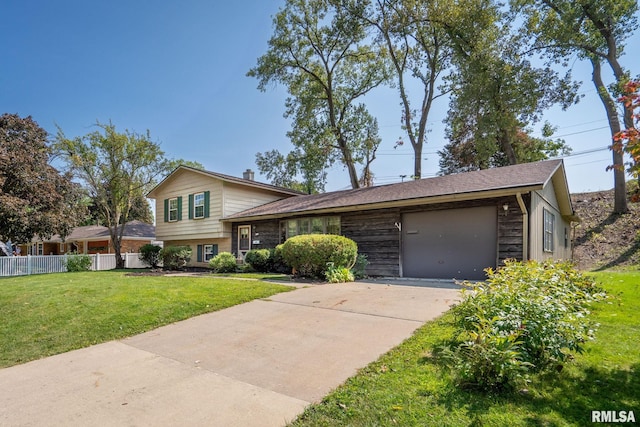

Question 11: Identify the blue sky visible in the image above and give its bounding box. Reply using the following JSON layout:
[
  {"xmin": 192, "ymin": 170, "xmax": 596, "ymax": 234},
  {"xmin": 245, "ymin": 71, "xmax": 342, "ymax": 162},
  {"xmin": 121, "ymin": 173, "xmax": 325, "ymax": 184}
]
[{"xmin": 2, "ymin": 1, "xmax": 638, "ymax": 194}]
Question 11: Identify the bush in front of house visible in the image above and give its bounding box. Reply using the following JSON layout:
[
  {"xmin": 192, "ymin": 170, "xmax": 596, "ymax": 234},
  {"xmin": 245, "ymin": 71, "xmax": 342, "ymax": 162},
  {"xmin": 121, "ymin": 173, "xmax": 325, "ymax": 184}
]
[
  {"xmin": 139, "ymin": 244, "xmax": 162, "ymax": 268},
  {"xmin": 351, "ymin": 253, "xmax": 369, "ymax": 279},
  {"xmin": 244, "ymin": 249, "xmax": 272, "ymax": 272},
  {"xmin": 325, "ymin": 263, "xmax": 355, "ymax": 283},
  {"xmin": 439, "ymin": 259, "xmax": 607, "ymax": 390},
  {"xmin": 209, "ymin": 252, "xmax": 238, "ymax": 273},
  {"xmin": 160, "ymin": 245, "xmax": 192, "ymax": 270},
  {"xmin": 64, "ymin": 252, "xmax": 92, "ymax": 272},
  {"xmin": 280, "ymin": 234, "xmax": 357, "ymax": 279}
]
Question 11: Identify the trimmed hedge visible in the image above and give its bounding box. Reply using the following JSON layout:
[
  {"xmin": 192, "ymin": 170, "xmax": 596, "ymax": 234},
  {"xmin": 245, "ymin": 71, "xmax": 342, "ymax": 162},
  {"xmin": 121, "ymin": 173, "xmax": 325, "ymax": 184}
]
[
  {"xmin": 244, "ymin": 249, "xmax": 272, "ymax": 272},
  {"xmin": 280, "ymin": 234, "xmax": 357, "ymax": 279},
  {"xmin": 209, "ymin": 252, "xmax": 238, "ymax": 273},
  {"xmin": 160, "ymin": 245, "xmax": 192, "ymax": 270}
]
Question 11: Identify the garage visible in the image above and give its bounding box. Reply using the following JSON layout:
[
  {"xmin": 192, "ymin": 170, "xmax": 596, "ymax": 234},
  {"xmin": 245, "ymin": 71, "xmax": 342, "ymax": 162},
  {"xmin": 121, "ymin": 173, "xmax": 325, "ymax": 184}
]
[{"xmin": 401, "ymin": 206, "xmax": 497, "ymax": 280}]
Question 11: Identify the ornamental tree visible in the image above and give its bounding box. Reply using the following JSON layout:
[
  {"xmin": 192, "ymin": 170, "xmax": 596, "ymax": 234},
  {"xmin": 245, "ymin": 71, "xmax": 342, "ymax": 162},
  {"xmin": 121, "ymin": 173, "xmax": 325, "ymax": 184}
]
[{"xmin": 0, "ymin": 113, "xmax": 85, "ymax": 244}]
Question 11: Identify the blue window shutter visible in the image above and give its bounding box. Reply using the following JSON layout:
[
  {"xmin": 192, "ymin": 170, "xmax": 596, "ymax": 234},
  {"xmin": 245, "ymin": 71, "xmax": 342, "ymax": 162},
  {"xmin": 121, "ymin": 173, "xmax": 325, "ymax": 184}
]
[
  {"xmin": 177, "ymin": 197, "xmax": 182, "ymax": 221},
  {"xmin": 188, "ymin": 194, "xmax": 194, "ymax": 220},
  {"xmin": 197, "ymin": 245, "xmax": 203, "ymax": 262},
  {"xmin": 163, "ymin": 199, "xmax": 168, "ymax": 222},
  {"xmin": 204, "ymin": 191, "xmax": 210, "ymax": 218},
  {"xmin": 212, "ymin": 244, "xmax": 218, "ymax": 256}
]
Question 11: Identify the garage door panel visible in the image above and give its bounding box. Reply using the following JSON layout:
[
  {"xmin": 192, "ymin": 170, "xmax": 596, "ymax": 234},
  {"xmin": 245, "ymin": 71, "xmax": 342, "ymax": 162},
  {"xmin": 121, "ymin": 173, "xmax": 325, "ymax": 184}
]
[{"xmin": 402, "ymin": 207, "xmax": 497, "ymax": 280}]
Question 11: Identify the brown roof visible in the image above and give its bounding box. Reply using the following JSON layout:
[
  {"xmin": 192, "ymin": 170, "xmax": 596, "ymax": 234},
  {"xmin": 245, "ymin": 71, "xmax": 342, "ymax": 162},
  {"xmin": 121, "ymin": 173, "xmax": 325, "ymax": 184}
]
[
  {"xmin": 37, "ymin": 221, "xmax": 155, "ymax": 243},
  {"xmin": 224, "ymin": 160, "xmax": 568, "ymax": 221},
  {"xmin": 147, "ymin": 165, "xmax": 305, "ymax": 198}
]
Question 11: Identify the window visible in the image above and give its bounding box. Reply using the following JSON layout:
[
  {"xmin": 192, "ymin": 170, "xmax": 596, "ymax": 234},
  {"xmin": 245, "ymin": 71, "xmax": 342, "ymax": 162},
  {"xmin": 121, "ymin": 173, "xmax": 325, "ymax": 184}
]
[
  {"xmin": 188, "ymin": 191, "xmax": 210, "ymax": 220},
  {"xmin": 197, "ymin": 244, "xmax": 218, "ymax": 262},
  {"xmin": 194, "ymin": 193, "xmax": 205, "ymax": 219},
  {"xmin": 168, "ymin": 198, "xmax": 179, "ymax": 222},
  {"xmin": 543, "ymin": 208, "xmax": 555, "ymax": 253},
  {"xmin": 31, "ymin": 243, "xmax": 43, "ymax": 255},
  {"xmin": 280, "ymin": 216, "xmax": 341, "ymax": 242}
]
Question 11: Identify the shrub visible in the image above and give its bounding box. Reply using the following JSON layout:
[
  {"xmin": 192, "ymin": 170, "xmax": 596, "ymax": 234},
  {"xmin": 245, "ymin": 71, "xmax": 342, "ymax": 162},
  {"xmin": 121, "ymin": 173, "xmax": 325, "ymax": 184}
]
[
  {"xmin": 270, "ymin": 245, "xmax": 290, "ymax": 273},
  {"xmin": 64, "ymin": 252, "xmax": 92, "ymax": 272},
  {"xmin": 325, "ymin": 264, "xmax": 355, "ymax": 283},
  {"xmin": 244, "ymin": 249, "xmax": 272, "ymax": 272},
  {"xmin": 279, "ymin": 234, "xmax": 357, "ymax": 279},
  {"xmin": 351, "ymin": 253, "xmax": 369, "ymax": 279},
  {"xmin": 442, "ymin": 259, "xmax": 607, "ymax": 390},
  {"xmin": 160, "ymin": 245, "xmax": 192, "ymax": 270},
  {"xmin": 209, "ymin": 252, "xmax": 238, "ymax": 273},
  {"xmin": 139, "ymin": 244, "xmax": 162, "ymax": 268}
]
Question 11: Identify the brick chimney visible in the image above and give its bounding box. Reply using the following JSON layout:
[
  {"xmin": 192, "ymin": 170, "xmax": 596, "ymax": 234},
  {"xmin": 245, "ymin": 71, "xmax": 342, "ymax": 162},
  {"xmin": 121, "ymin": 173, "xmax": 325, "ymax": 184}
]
[{"xmin": 243, "ymin": 168, "xmax": 255, "ymax": 181}]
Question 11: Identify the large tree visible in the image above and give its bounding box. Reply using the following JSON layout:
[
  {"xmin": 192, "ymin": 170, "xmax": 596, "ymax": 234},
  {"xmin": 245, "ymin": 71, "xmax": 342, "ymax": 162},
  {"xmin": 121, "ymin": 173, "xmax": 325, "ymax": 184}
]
[
  {"xmin": 248, "ymin": 0, "xmax": 389, "ymax": 189},
  {"xmin": 441, "ymin": 0, "xmax": 578, "ymax": 172},
  {"xmin": 512, "ymin": 0, "xmax": 638, "ymax": 213},
  {"xmin": 0, "ymin": 114, "xmax": 85, "ymax": 245},
  {"xmin": 348, "ymin": 0, "xmax": 452, "ymax": 180},
  {"xmin": 55, "ymin": 121, "xmax": 166, "ymax": 268}
]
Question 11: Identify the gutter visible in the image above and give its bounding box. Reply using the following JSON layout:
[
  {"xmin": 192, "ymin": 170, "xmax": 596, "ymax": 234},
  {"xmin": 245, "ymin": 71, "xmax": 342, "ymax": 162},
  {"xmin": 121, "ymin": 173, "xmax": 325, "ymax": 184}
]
[{"xmin": 516, "ymin": 192, "xmax": 528, "ymax": 261}]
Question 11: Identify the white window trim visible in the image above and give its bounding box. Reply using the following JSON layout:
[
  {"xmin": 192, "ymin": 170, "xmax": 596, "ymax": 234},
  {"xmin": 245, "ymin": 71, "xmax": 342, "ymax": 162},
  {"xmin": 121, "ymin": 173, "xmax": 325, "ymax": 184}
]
[
  {"xmin": 543, "ymin": 208, "xmax": 555, "ymax": 253},
  {"xmin": 194, "ymin": 192, "xmax": 205, "ymax": 219},
  {"xmin": 204, "ymin": 244, "xmax": 216, "ymax": 261},
  {"xmin": 168, "ymin": 198, "xmax": 178, "ymax": 222}
]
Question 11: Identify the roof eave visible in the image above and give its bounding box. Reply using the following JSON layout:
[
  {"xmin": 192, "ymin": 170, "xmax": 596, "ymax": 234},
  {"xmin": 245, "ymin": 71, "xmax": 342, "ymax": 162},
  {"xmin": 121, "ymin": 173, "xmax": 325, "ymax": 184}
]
[{"xmin": 222, "ymin": 185, "xmax": 543, "ymax": 223}]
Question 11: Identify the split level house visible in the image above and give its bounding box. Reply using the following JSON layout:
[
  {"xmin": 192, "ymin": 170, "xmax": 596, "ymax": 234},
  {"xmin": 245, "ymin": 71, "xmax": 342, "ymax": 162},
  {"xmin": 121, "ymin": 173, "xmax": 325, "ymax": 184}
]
[{"xmin": 147, "ymin": 160, "xmax": 578, "ymax": 280}]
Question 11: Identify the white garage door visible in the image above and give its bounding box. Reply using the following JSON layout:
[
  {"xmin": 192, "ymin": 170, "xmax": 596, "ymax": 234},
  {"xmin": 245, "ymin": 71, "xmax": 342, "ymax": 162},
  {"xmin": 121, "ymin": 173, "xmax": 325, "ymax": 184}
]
[{"xmin": 402, "ymin": 206, "xmax": 497, "ymax": 280}]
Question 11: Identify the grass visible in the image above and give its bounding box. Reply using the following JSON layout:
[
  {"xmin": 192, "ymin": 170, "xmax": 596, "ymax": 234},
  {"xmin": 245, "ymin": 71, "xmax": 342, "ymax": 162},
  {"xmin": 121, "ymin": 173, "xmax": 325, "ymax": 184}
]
[
  {"xmin": 0, "ymin": 270, "xmax": 293, "ymax": 368},
  {"xmin": 290, "ymin": 270, "xmax": 640, "ymax": 426}
]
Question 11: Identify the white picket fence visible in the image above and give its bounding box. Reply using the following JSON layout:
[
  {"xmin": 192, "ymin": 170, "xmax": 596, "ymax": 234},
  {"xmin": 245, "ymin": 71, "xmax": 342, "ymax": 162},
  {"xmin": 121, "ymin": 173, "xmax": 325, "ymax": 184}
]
[{"xmin": 0, "ymin": 253, "xmax": 149, "ymax": 277}]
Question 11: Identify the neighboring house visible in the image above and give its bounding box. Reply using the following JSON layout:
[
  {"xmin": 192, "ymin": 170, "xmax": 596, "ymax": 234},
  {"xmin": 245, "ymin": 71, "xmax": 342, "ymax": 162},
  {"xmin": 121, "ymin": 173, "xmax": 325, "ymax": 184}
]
[
  {"xmin": 146, "ymin": 167, "xmax": 303, "ymax": 267},
  {"xmin": 19, "ymin": 221, "xmax": 156, "ymax": 256},
  {"xmin": 150, "ymin": 159, "xmax": 578, "ymax": 280}
]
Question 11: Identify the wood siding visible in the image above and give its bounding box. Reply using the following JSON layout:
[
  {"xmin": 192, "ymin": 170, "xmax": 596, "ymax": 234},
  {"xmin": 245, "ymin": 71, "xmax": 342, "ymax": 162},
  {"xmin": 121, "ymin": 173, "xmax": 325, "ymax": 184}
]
[
  {"xmin": 154, "ymin": 171, "xmax": 225, "ymax": 241},
  {"xmin": 153, "ymin": 169, "xmax": 289, "ymax": 243},
  {"xmin": 232, "ymin": 197, "xmax": 527, "ymax": 277},
  {"xmin": 530, "ymin": 183, "xmax": 572, "ymax": 261}
]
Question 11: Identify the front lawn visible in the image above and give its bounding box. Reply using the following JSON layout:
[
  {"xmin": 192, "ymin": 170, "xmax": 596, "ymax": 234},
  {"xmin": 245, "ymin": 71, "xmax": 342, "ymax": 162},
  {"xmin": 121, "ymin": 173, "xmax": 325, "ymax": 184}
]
[
  {"xmin": 0, "ymin": 271, "xmax": 293, "ymax": 368},
  {"xmin": 290, "ymin": 270, "xmax": 640, "ymax": 426}
]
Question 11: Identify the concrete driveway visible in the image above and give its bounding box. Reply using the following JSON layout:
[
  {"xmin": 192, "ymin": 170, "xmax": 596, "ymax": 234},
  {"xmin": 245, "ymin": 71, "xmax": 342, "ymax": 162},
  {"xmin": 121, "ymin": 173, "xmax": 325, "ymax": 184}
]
[{"xmin": 0, "ymin": 281, "xmax": 459, "ymax": 427}]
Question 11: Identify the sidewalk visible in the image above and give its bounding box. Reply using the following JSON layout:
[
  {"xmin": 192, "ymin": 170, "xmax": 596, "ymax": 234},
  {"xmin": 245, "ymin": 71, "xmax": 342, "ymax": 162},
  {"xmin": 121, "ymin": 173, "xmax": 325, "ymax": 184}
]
[{"xmin": 0, "ymin": 282, "xmax": 459, "ymax": 426}]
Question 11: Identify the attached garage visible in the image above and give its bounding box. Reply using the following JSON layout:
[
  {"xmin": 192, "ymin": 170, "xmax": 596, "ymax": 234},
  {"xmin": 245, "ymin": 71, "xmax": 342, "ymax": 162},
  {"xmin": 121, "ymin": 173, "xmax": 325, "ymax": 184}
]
[{"xmin": 401, "ymin": 207, "xmax": 497, "ymax": 280}]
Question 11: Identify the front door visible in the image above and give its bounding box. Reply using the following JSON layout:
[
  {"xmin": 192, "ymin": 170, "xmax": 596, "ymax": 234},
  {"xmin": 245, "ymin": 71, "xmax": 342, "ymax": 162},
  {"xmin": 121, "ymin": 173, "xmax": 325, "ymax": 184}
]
[{"xmin": 238, "ymin": 225, "xmax": 251, "ymax": 260}]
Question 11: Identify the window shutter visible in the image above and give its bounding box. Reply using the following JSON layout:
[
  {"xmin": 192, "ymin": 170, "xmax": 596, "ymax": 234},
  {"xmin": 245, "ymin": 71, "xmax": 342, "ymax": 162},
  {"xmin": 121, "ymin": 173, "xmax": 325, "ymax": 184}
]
[
  {"xmin": 197, "ymin": 245, "xmax": 203, "ymax": 262},
  {"xmin": 188, "ymin": 194, "xmax": 194, "ymax": 220},
  {"xmin": 163, "ymin": 199, "xmax": 168, "ymax": 222},
  {"xmin": 204, "ymin": 191, "xmax": 210, "ymax": 218},
  {"xmin": 212, "ymin": 244, "xmax": 218, "ymax": 256},
  {"xmin": 177, "ymin": 197, "xmax": 183, "ymax": 221}
]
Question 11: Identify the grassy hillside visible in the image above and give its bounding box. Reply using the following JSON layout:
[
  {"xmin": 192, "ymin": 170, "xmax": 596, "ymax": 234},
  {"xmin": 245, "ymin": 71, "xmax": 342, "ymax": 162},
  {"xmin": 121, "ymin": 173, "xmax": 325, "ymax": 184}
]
[{"xmin": 572, "ymin": 184, "xmax": 640, "ymax": 271}]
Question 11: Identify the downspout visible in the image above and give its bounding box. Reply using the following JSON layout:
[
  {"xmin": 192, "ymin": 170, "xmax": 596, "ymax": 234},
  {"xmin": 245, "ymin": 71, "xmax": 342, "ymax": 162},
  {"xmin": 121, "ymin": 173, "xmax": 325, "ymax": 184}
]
[{"xmin": 516, "ymin": 193, "xmax": 529, "ymax": 261}]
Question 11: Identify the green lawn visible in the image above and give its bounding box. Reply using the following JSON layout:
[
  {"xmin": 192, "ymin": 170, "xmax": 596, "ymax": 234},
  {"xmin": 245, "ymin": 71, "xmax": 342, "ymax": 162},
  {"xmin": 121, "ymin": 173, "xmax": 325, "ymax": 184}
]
[
  {"xmin": 0, "ymin": 271, "xmax": 293, "ymax": 368},
  {"xmin": 290, "ymin": 270, "xmax": 640, "ymax": 426}
]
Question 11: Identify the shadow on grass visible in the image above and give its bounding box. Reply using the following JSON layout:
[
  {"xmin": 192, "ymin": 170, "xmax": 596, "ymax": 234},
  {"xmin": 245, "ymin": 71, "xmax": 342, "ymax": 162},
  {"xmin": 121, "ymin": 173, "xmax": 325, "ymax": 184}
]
[{"xmin": 426, "ymin": 349, "xmax": 639, "ymax": 426}]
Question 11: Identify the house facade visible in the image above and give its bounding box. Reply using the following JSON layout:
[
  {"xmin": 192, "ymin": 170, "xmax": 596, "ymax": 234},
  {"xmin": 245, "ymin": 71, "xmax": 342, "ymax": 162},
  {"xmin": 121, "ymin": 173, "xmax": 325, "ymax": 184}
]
[
  {"xmin": 146, "ymin": 167, "xmax": 302, "ymax": 267},
  {"xmin": 151, "ymin": 160, "xmax": 578, "ymax": 280},
  {"xmin": 18, "ymin": 221, "xmax": 156, "ymax": 256}
]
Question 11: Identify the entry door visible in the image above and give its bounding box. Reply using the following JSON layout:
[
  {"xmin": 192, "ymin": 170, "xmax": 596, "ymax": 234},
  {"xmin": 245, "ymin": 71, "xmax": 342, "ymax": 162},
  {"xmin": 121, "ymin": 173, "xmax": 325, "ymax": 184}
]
[
  {"xmin": 238, "ymin": 225, "xmax": 251, "ymax": 259},
  {"xmin": 402, "ymin": 206, "xmax": 497, "ymax": 280}
]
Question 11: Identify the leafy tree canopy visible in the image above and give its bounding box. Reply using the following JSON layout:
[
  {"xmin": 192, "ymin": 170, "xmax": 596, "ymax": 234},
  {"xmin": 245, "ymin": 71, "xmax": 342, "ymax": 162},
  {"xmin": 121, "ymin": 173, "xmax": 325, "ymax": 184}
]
[
  {"xmin": 248, "ymin": 0, "xmax": 389, "ymax": 189},
  {"xmin": 54, "ymin": 121, "xmax": 166, "ymax": 268},
  {"xmin": 0, "ymin": 113, "xmax": 86, "ymax": 244}
]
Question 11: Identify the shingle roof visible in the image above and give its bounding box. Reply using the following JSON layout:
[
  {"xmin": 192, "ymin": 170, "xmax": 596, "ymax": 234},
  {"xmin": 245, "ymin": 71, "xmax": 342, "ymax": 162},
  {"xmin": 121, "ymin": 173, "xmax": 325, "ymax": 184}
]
[
  {"xmin": 38, "ymin": 221, "xmax": 155, "ymax": 243},
  {"xmin": 224, "ymin": 159, "xmax": 566, "ymax": 221},
  {"xmin": 146, "ymin": 165, "xmax": 305, "ymax": 198}
]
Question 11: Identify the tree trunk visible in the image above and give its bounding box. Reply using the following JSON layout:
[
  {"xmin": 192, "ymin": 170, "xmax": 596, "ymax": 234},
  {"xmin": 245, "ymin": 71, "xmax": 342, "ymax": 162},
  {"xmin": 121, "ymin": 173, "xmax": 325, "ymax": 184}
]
[
  {"xmin": 498, "ymin": 128, "xmax": 518, "ymax": 165},
  {"xmin": 591, "ymin": 58, "xmax": 628, "ymax": 214}
]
